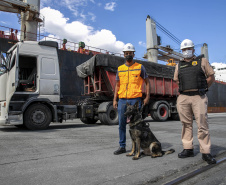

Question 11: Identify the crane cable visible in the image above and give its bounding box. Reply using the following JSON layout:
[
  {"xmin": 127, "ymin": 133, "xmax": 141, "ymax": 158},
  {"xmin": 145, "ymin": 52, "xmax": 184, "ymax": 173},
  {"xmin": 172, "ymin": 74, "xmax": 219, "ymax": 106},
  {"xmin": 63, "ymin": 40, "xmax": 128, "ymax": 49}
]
[
  {"xmin": 149, "ymin": 16, "xmax": 203, "ymax": 56},
  {"xmin": 150, "ymin": 16, "xmax": 182, "ymax": 45}
]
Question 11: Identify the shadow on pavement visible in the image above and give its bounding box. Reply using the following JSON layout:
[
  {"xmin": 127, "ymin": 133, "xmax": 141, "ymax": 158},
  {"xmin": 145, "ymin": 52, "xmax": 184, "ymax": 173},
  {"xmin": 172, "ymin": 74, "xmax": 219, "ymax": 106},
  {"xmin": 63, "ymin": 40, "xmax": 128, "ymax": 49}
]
[{"xmin": 0, "ymin": 122, "xmax": 101, "ymax": 132}]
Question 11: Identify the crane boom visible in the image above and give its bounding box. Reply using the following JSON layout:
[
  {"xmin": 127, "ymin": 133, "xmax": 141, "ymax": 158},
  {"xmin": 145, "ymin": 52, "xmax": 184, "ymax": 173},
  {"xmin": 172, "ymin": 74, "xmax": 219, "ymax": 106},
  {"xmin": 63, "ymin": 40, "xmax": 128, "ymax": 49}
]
[
  {"xmin": 0, "ymin": 0, "xmax": 38, "ymax": 14},
  {"xmin": 0, "ymin": 0, "xmax": 43, "ymax": 41}
]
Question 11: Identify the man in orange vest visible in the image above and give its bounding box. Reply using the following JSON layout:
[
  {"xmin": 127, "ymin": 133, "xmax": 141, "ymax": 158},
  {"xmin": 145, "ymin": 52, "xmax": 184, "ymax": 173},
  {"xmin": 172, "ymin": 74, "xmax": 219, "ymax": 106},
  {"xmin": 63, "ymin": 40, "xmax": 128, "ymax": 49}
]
[{"xmin": 113, "ymin": 43, "xmax": 150, "ymax": 155}]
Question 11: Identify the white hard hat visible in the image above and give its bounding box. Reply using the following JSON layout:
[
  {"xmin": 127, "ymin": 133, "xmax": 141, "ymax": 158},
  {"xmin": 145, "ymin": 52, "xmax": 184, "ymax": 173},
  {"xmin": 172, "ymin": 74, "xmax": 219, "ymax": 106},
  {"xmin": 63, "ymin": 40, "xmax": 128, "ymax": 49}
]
[
  {"xmin": 123, "ymin": 43, "xmax": 135, "ymax": 52},
  {"xmin": 180, "ymin": 39, "xmax": 194, "ymax": 50}
]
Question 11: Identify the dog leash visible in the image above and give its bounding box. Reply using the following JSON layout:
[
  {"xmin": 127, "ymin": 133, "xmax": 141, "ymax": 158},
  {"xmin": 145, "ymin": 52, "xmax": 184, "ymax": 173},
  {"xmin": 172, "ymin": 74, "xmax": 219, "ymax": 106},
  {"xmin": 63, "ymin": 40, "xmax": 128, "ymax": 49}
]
[
  {"xmin": 140, "ymin": 104, "xmax": 144, "ymax": 113},
  {"xmin": 139, "ymin": 104, "xmax": 150, "ymax": 127}
]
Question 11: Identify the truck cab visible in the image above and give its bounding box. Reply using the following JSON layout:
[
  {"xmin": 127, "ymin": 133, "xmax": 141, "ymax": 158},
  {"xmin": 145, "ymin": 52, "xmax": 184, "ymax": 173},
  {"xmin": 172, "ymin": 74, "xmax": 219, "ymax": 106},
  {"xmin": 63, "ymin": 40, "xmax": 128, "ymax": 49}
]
[{"xmin": 0, "ymin": 41, "xmax": 60, "ymax": 129}]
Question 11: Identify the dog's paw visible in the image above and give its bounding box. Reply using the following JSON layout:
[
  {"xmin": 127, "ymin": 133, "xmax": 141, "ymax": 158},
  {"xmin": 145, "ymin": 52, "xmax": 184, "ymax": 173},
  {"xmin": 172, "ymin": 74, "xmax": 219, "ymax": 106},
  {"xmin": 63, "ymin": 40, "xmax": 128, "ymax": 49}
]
[
  {"xmin": 132, "ymin": 156, "xmax": 139, "ymax": 160},
  {"xmin": 126, "ymin": 153, "xmax": 134, "ymax": 157}
]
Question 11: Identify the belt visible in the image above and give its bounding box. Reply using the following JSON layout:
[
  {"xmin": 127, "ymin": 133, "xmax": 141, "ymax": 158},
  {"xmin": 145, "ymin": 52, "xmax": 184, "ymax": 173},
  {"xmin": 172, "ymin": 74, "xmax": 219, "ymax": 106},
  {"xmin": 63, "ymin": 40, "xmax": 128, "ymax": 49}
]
[{"xmin": 180, "ymin": 91, "xmax": 201, "ymax": 96}]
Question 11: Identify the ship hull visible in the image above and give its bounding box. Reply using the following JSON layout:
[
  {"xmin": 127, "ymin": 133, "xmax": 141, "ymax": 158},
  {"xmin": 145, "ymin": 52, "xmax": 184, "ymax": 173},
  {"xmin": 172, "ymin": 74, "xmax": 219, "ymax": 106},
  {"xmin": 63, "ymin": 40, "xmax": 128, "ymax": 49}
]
[{"xmin": 207, "ymin": 81, "xmax": 226, "ymax": 113}]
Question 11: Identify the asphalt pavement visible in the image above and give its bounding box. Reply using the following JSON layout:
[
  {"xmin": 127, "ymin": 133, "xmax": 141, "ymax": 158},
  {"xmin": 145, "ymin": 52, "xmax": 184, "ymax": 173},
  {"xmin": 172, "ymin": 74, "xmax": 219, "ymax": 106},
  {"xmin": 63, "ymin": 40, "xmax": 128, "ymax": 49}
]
[{"xmin": 0, "ymin": 113, "xmax": 226, "ymax": 185}]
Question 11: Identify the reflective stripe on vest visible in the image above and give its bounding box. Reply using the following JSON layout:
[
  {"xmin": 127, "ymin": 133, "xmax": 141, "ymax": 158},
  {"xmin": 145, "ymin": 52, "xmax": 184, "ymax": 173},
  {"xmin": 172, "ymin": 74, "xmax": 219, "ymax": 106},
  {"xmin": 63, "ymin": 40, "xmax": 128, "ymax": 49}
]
[{"xmin": 118, "ymin": 62, "xmax": 143, "ymax": 99}]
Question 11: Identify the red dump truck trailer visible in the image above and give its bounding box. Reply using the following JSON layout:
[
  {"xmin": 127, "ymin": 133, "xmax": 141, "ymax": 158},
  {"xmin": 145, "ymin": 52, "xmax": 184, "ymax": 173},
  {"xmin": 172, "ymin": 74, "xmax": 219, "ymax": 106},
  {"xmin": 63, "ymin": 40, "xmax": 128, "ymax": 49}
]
[{"xmin": 76, "ymin": 54, "xmax": 179, "ymax": 125}]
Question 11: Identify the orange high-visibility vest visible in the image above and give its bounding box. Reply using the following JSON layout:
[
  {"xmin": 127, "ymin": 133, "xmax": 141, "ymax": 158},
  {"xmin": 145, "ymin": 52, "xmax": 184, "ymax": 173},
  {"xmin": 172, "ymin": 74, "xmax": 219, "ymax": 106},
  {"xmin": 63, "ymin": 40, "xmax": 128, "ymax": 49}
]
[{"xmin": 118, "ymin": 62, "xmax": 143, "ymax": 99}]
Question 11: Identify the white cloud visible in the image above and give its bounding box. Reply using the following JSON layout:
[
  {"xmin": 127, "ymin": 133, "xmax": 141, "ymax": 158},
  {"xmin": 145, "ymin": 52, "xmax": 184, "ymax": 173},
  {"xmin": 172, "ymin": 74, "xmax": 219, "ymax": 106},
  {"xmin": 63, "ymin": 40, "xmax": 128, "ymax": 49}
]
[
  {"xmin": 41, "ymin": 7, "xmax": 92, "ymax": 42},
  {"xmin": 64, "ymin": 0, "xmax": 88, "ymax": 7},
  {"xmin": 104, "ymin": 2, "xmax": 116, "ymax": 11},
  {"xmin": 0, "ymin": 21, "xmax": 7, "ymax": 24},
  {"xmin": 88, "ymin": 12, "xmax": 96, "ymax": 22},
  {"xmin": 63, "ymin": 0, "xmax": 93, "ymax": 19},
  {"xmin": 42, "ymin": 7, "xmax": 69, "ymax": 26},
  {"xmin": 80, "ymin": 11, "xmax": 86, "ymax": 20},
  {"xmin": 40, "ymin": 0, "xmax": 96, "ymax": 22},
  {"xmin": 40, "ymin": 7, "xmax": 124, "ymax": 54},
  {"xmin": 40, "ymin": 0, "xmax": 51, "ymax": 8},
  {"xmin": 138, "ymin": 41, "xmax": 146, "ymax": 48},
  {"xmin": 86, "ymin": 29, "xmax": 124, "ymax": 53},
  {"xmin": 77, "ymin": 11, "xmax": 96, "ymax": 22}
]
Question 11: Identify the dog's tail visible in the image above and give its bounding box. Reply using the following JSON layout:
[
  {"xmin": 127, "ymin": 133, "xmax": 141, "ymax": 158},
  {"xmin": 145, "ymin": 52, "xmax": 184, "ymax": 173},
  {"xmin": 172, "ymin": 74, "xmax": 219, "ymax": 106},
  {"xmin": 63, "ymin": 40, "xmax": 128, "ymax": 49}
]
[{"xmin": 162, "ymin": 149, "xmax": 175, "ymax": 155}]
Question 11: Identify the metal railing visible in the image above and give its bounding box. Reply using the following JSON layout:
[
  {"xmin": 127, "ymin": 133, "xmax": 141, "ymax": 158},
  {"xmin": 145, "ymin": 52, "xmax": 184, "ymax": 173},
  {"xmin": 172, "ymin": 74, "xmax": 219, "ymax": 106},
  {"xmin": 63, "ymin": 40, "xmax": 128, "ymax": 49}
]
[
  {"xmin": 0, "ymin": 25, "xmax": 148, "ymax": 60},
  {"xmin": 215, "ymin": 78, "xmax": 226, "ymax": 84},
  {"xmin": 0, "ymin": 25, "xmax": 125, "ymax": 56}
]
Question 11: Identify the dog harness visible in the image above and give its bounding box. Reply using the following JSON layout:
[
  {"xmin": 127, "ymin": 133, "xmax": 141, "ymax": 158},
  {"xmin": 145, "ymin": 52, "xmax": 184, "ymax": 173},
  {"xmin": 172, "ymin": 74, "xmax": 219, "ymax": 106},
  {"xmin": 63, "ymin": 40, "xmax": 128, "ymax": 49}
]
[{"xmin": 129, "ymin": 119, "xmax": 151, "ymax": 140}]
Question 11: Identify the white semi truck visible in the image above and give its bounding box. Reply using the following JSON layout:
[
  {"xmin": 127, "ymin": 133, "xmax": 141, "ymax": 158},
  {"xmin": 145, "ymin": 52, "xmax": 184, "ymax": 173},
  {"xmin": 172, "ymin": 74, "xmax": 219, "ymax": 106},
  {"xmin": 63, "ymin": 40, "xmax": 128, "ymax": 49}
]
[{"xmin": 0, "ymin": 40, "xmax": 100, "ymax": 130}]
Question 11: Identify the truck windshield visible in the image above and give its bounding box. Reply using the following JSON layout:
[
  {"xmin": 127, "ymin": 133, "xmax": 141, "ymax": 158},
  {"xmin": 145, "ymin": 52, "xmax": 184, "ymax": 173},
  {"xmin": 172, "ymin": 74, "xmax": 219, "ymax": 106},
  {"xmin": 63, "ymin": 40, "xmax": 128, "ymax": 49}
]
[
  {"xmin": 0, "ymin": 52, "xmax": 6, "ymax": 65},
  {"xmin": 6, "ymin": 52, "xmax": 12, "ymax": 69},
  {"xmin": 0, "ymin": 52, "xmax": 7, "ymax": 75},
  {"xmin": 6, "ymin": 44, "xmax": 17, "ymax": 70}
]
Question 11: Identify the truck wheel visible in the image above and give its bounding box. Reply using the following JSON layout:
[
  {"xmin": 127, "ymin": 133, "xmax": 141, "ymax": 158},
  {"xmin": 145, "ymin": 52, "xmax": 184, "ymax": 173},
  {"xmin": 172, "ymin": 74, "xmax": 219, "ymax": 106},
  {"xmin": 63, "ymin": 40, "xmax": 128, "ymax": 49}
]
[
  {"xmin": 101, "ymin": 105, "xmax": 118, "ymax": 125},
  {"xmin": 150, "ymin": 111, "xmax": 158, "ymax": 121},
  {"xmin": 24, "ymin": 104, "xmax": 52, "ymax": 130},
  {"xmin": 154, "ymin": 104, "xmax": 169, "ymax": 122},
  {"xmin": 98, "ymin": 113, "xmax": 106, "ymax": 124},
  {"xmin": 80, "ymin": 118, "xmax": 98, "ymax": 124}
]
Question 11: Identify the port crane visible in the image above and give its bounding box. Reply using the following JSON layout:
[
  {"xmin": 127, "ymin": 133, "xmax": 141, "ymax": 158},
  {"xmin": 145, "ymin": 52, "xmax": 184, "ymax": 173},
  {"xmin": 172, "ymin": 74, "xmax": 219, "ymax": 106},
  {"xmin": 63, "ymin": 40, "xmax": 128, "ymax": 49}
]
[
  {"xmin": 144, "ymin": 15, "xmax": 209, "ymax": 65},
  {"xmin": 0, "ymin": 0, "xmax": 43, "ymax": 41}
]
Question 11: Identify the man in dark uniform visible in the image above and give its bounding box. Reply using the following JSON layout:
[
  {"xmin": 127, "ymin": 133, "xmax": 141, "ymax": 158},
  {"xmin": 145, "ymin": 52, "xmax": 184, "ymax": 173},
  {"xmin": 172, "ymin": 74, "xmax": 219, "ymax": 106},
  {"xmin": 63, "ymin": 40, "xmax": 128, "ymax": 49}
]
[{"xmin": 174, "ymin": 39, "xmax": 216, "ymax": 164}]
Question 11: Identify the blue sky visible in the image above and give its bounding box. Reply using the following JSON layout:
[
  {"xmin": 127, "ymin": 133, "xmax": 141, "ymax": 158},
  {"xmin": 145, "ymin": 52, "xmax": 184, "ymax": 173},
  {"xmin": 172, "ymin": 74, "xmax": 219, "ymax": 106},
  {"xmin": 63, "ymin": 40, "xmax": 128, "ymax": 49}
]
[{"xmin": 0, "ymin": 0, "xmax": 226, "ymax": 64}]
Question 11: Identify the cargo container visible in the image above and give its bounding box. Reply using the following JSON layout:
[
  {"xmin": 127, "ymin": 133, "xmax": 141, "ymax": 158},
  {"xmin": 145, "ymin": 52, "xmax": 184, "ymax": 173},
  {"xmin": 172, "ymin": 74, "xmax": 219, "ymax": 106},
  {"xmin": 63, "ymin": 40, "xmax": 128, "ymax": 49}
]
[{"xmin": 76, "ymin": 53, "xmax": 180, "ymax": 124}]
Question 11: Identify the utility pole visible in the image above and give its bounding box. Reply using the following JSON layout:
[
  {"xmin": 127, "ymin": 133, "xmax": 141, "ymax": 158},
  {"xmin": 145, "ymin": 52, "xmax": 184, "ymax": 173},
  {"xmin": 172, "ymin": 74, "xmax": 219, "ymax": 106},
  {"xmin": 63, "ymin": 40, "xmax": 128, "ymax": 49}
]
[
  {"xmin": 146, "ymin": 15, "xmax": 158, "ymax": 63},
  {"xmin": 201, "ymin": 43, "xmax": 209, "ymax": 61}
]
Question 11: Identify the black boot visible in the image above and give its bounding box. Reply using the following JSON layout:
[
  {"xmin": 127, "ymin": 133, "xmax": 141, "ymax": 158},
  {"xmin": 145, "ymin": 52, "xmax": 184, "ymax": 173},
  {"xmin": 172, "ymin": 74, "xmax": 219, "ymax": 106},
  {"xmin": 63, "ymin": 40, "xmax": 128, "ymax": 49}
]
[
  {"xmin": 202, "ymin": 154, "xmax": 216, "ymax": 164},
  {"xmin": 178, "ymin": 149, "xmax": 194, "ymax": 158},
  {"xmin": 114, "ymin": 147, "xmax": 126, "ymax": 155}
]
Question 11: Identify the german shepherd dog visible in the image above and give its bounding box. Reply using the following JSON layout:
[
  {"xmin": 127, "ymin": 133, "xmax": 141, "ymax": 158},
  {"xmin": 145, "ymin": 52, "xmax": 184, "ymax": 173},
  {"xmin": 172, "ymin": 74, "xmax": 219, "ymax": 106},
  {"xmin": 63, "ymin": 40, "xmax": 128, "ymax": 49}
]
[{"xmin": 125, "ymin": 101, "xmax": 175, "ymax": 160}]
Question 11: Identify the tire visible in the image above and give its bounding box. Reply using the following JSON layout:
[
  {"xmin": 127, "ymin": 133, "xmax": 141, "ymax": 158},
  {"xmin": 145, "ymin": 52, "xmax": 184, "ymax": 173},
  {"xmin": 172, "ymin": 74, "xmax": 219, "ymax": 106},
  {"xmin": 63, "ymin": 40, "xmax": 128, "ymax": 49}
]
[
  {"xmin": 24, "ymin": 104, "xmax": 52, "ymax": 130},
  {"xmin": 154, "ymin": 104, "xmax": 169, "ymax": 122},
  {"xmin": 80, "ymin": 118, "xmax": 98, "ymax": 124},
  {"xmin": 98, "ymin": 113, "xmax": 106, "ymax": 124},
  {"xmin": 101, "ymin": 105, "xmax": 118, "ymax": 125},
  {"xmin": 150, "ymin": 110, "xmax": 158, "ymax": 121}
]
